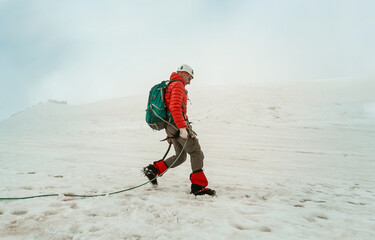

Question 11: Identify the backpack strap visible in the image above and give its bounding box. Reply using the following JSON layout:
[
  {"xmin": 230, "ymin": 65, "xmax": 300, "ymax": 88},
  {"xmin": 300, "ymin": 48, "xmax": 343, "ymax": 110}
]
[{"xmin": 167, "ymin": 79, "xmax": 184, "ymax": 86}]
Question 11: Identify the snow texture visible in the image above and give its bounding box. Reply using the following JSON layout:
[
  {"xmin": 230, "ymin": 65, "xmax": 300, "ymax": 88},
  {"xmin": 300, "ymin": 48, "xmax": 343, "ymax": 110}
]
[{"xmin": 0, "ymin": 79, "xmax": 374, "ymax": 240}]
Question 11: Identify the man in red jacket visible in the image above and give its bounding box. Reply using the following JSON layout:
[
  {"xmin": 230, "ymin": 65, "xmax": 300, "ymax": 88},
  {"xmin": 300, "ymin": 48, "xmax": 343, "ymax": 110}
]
[{"xmin": 143, "ymin": 64, "xmax": 216, "ymax": 196}]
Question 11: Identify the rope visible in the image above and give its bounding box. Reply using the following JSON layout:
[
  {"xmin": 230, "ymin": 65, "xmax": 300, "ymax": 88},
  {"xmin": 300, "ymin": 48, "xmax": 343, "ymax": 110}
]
[{"xmin": 0, "ymin": 137, "xmax": 189, "ymax": 201}]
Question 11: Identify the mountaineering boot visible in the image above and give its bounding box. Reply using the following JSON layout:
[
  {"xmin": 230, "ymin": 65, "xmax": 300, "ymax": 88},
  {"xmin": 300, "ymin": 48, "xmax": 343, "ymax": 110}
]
[
  {"xmin": 143, "ymin": 160, "xmax": 168, "ymax": 186},
  {"xmin": 143, "ymin": 164, "xmax": 158, "ymax": 185},
  {"xmin": 191, "ymin": 184, "xmax": 216, "ymax": 196},
  {"xmin": 190, "ymin": 170, "xmax": 216, "ymax": 196}
]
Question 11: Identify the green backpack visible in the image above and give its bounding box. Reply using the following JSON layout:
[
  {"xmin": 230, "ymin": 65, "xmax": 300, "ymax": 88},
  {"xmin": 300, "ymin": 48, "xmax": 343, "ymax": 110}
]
[{"xmin": 145, "ymin": 80, "xmax": 181, "ymax": 130}]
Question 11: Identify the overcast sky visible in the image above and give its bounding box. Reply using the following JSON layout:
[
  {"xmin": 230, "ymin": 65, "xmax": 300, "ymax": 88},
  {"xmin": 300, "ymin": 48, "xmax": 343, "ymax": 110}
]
[{"xmin": 1, "ymin": 0, "xmax": 374, "ymax": 121}]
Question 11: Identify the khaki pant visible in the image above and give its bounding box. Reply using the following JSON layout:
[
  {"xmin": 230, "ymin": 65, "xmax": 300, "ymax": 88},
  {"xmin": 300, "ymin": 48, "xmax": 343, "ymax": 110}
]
[{"xmin": 164, "ymin": 124, "xmax": 204, "ymax": 172}]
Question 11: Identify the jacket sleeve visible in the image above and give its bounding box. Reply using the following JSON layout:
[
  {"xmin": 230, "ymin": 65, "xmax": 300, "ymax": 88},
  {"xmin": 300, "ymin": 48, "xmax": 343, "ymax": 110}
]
[{"xmin": 169, "ymin": 82, "xmax": 187, "ymax": 129}]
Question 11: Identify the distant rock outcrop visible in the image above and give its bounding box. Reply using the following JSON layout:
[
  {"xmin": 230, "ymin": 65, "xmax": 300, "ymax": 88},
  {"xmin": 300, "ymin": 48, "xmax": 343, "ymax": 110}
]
[{"xmin": 48, "ymin": 99, "xmax": 68, "ymax": 105}]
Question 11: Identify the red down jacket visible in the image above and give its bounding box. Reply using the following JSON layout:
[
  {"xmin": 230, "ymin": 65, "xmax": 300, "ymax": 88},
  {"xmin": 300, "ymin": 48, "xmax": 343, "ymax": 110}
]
[{"xmin": 164, "ymin": 72, "xmax": 187, "ymax": 129}]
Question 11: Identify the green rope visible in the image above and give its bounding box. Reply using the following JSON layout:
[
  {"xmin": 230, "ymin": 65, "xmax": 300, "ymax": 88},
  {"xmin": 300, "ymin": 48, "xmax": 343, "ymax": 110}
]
[
  {"xmin": 0, "ymin": 137, "xmax": 189, "ymax": 201},
  {"xmin": 1, "ymin": 194, "xmax": 59, "ymax": 200}
]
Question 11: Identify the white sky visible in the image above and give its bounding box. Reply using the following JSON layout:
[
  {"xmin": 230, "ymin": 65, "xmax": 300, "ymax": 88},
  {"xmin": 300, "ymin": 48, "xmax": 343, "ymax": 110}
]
[{"xmin": 1, "ymin": 0, "xmax": 374, "ymax": 121}]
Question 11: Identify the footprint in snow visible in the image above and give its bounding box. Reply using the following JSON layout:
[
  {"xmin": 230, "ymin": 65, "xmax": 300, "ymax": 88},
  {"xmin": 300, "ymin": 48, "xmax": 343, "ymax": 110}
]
[
  {"xmin": 260, "ymin": 226, "xmax": 272, "ymax": 232},
  {"xmin": 234, "ymin": 224, "xmax": 251, "ymax": 231},
  {"xmin": 294, "ymin": 204, "xmax": 304, "ymax": 208},
  {"xmin": 347, "ymin": 201, "xmax": 366, "ymax": 206},
  {"xmin": 89, "ymin": 226, "xmax": 101, "ymax": 232},
  {"xmin": 11, "ymin": 210, "xmax": 28, "ymax": 216},
  {"xmin": 304, "ymin": 214, "xmax": 328, "ymax": 222},
  {"xmin": 44, "ymin": 210, "xmax": 58, "ymax": 216}
]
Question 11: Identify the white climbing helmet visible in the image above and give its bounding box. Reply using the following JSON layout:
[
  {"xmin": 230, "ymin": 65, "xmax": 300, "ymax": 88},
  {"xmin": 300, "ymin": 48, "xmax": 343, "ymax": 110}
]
[{"xmin": 177, "ymin": 64, "xmax": 194, "ymax": 78}]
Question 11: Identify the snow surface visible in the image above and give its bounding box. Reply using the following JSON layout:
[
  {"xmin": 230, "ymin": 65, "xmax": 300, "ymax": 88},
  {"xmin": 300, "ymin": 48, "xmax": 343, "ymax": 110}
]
[{"xmin": 0, "ymin": 79, "xmax": 375, "ymax": 240}]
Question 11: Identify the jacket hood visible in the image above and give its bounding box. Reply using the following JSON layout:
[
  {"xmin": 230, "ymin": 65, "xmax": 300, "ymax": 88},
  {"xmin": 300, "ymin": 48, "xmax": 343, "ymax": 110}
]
[{"xmin": 170, "ymin": 72, "xmax": 186, "ymax": 85}]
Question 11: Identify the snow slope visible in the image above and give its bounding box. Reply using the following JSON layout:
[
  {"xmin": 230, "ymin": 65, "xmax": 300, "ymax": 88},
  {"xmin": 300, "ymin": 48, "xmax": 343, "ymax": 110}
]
[{"xmin": 0, "ymin": 79, "xmax": 374, "ymax": 240}]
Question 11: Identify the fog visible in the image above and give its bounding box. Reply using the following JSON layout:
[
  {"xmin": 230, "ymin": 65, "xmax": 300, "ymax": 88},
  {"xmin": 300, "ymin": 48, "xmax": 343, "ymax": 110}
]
[{"xmin": 1, "ymin": 0, "xmax": 374, "ymax": 120}]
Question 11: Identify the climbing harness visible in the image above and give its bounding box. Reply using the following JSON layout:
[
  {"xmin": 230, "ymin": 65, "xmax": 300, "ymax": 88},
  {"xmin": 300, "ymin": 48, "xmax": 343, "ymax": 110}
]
[{"xmin": 0, "ymin": 137, "xmax": 188, "ymax": 201}]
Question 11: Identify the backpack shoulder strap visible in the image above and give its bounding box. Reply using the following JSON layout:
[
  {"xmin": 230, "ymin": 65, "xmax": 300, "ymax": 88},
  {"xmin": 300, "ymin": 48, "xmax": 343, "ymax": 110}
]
[{"xmin": 168, "ymin": 79, "xmax": 184, "ymax": 85}]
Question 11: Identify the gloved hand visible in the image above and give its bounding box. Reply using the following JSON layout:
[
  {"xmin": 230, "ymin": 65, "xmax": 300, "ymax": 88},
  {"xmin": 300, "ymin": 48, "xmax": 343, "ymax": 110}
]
[{"xmin": 179, "ymin": 127, "xmax": 188, "ymax": 139}]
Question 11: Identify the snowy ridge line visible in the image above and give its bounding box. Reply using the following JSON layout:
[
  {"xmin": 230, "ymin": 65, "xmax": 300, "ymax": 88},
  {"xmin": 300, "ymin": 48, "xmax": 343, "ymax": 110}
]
[{"xmin": 0, "ymin": 138, "xmax": 189, "ymax": 201}]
